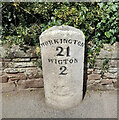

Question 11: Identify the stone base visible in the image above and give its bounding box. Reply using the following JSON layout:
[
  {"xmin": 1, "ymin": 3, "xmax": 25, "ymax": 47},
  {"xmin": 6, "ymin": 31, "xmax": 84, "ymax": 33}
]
[{"xmin": 45, "ymin": 92, "xmax": 83, "ymax": 109}]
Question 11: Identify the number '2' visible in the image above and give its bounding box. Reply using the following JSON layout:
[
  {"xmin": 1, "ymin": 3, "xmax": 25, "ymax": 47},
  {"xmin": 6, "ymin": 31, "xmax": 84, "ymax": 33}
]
[{"xmin": 59, "ymin": 66, "xmax": 67, "ymax": 75}]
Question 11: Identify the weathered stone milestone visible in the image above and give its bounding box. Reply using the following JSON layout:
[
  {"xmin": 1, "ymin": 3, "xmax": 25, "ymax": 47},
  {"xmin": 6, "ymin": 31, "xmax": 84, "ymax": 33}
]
[{"xmin": 39, "ymin": 25, "xmax": 85, "ymax": 109}]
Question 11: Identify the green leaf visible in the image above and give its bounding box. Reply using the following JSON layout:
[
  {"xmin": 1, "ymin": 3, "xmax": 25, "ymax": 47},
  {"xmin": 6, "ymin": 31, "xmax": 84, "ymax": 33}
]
[
  {"xmin": 105, "ymin": 31, "xmax": 111, "ymax": 38},
  {"xmin": 97, "ymin": 23, "xmax": 101, "ymax": 29},
  {"xmin": 101, "ymin": 19, "xmax": 106, "ymax": 23},
  {"xmin": 110, "ymin": 37, "xmax": 116, "ymax": 45},
  {"xmin": 98, "ymin": 3, "xmax": 103, "ymax": 8}
]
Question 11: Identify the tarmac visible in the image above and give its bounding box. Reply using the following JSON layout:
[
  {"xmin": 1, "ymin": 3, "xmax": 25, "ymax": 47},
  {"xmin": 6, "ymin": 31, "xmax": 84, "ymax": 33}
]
[{"xmin": 1, "ymin": 88, "xmax": 118, "ymax": 118}]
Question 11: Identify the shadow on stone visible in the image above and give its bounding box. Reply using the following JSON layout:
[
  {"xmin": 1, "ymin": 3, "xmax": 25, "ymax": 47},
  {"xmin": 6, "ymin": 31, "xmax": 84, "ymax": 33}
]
[{"xmin": 83, "ymin": 40, "xmax": 88, "ymax": 100}]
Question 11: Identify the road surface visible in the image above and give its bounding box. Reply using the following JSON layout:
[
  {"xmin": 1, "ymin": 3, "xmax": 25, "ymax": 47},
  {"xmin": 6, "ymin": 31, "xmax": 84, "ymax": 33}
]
[{"xmin": 1, "ymin": 88, "xmax": 117, "ymax": 118}]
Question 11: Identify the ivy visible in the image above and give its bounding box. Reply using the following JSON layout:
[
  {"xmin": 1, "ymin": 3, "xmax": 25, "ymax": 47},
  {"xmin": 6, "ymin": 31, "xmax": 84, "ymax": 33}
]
[
  {"xmin": 100, "ymin": 58, "xmax": 110, "ymax": 77},
  {"xmin": 1, "ymin": 2, "xmax": 119, "ymax": 68}
]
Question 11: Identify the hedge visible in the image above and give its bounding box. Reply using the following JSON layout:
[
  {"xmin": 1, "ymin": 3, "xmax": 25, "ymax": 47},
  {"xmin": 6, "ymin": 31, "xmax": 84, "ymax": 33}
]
[{"xmin": 1, "ymin": 2, "xmax": 119, "ymax": 68}]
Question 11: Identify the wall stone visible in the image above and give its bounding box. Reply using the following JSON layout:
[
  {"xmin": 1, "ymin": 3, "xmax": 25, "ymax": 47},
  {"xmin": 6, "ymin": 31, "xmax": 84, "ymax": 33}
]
[
  {"xmin": 96, "ymin": 42, "xmax": 118, "ymax": 59},
  {"xmin": 95, "ymin": 59, "xmax": 118, "ymax": 68},
  {"xmin": 1, "ymin": 75, "xmax": 8, "ymax": 83},
  {"xmin": 25, "ymin": 68, "xmax": 42, "ymax": 79},
  {"xmin": 88, "ymin": 74, "xmax": 101, "ymax": 80},
  {"xmin": 103, "ymin": 72, "xmax": 117, "ymax": 79},
  {"xmin": 1, "ymin": 42, "xmax": 118, "ymax": 92},
  {"xmin": 17, "ymin": 78, "xmax": 44, "ymax": 89},
  {"xmin": 8, "ymin": 73, "xmax": 27, "ymax": 81}
]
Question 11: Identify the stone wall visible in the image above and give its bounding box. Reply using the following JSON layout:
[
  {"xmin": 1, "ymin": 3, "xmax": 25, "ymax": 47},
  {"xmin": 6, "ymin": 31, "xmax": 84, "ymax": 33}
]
[
  {"xmin": 0, "ymin": 45, "xmax": 43, "ymax": 92},
  {"xmin": 0, "ymin": 42, "xmax": 118, "ymax": 92},
  {"xmin": 87, "ymin": 42, "xmax": 118, "ymax": 90}
]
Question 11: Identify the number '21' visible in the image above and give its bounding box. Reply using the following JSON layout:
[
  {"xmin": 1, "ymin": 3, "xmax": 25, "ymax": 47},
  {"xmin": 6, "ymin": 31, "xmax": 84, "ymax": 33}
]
[
  {"xmin": 56, "ymin": 46, "xmax": 70, "ymax": 57},
  {"xmin": 56, "ymin": 46, "xmax": 70, "ymax": 75}
]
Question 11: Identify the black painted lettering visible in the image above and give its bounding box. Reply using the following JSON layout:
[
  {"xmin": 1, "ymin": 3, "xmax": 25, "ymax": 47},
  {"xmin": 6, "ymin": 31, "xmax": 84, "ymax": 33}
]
[
  {"xmin": 63, "ymin": 39, "xmax": 68, "ymax": 43},
  {"xmin": 40, "ymin": 43, "xmax": 45, "ymax": 47},
  {"xmin": 77, "ymin": 41, "xmax": 81, "ymax": 46},
  {"xmin": 54, "ymin": 39, "xmax": 59, "ymax": 44},
  {"xmin": 74, "ymin": 58, "xmax": 78, "ymax": 63},
  {"xmin": 78, "ymin": 41, "xmax": 84, "ymax": 47},
  {"xmin": 68, "ymin": 39, "xmax": 72, "ymax": 44},
  {"xmin": 81, "ymin": 42, "xmax": 84, "ymax": 47},
  {"xmin": 73, "ymin": 40, "xmax": 78, "ymax": 44},
  {"xmin": 66, "ymin": 46, "xmax": 70, "ymax": 57},
  {"xmin": 45, "ymin": 41, "xmax": 49, "ymax": 46},
  {"xmin": 48, "ymin": 40, "xmax": 53, "ymax": 45},
  {"xmin": 48, "ymin": 59, "xmax": 54, "ymax": 63},
  {"xmin": 59, "ymin": 66, "xmax": 67, "ymax": 75},
  {"xmin": 56, "ymin": 46, "xmax": 64, "ymax": 56},
  {"xmin": 69, "ymin": 59, "xmax": 73, "ymax": 64},
  {"xmin": 60, "ymin": 39, "xmax": 63, "ymax": 44},
  {"xmin": 63, "ymin": 59, "xmax": 68, "ymax": 64},
  {"xmin": 56, "ymin": 46, "xmax": 70, "ymax": 57},
  {"xmin": 55, "ymin": 59, "xmax": 57, "ymax": 64},
  {"xmin": 58, "ymin": 60, "xmax": 63, "ymax": 64}
]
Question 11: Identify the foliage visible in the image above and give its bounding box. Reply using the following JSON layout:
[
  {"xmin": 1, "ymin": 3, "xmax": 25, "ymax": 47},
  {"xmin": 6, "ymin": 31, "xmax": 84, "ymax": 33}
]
[
  {"xmin": 100, "ymin": 58, "xmax": 110, "ymax": 77},
  {"xmin": 1, "ymin": 2, "xmax": 119, "ymax": 68}
]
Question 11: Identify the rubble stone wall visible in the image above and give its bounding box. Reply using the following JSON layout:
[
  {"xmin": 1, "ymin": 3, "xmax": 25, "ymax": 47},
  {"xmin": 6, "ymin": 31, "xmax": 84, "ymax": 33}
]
[{"xmin": 0, "ymin": 42, "xmax": 118, "ymax": 92}]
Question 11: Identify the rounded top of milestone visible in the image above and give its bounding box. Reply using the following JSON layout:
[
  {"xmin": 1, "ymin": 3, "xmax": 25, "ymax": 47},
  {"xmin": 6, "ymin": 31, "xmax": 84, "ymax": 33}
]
[{"xmin": 40, "ymin": 25, "xmax": 85, "ymax": 39}]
